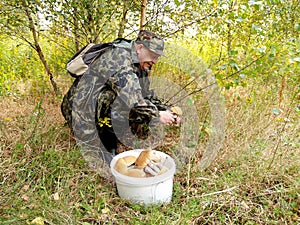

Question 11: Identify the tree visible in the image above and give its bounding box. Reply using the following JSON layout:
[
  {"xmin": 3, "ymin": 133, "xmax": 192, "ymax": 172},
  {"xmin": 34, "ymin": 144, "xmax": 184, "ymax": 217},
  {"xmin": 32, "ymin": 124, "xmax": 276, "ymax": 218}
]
[
  {"xmin": 43, "ymin": 0, "xmax": 142, "ymax": 50},
  {"xmin": 140, "ymin": 0, "xmax": 147, "ymax": 30},
  {"xmin": 0, "ymin": 0, "xmax": 60, "ymax": 95},
  {"xmin": 1, "ymin": 0, "xmax": 298, "ymax": 97}
]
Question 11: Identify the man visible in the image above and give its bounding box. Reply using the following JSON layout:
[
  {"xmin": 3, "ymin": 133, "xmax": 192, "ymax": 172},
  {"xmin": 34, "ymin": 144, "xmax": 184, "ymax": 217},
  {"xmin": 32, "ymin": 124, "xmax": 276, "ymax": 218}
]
[{"xmin": 61, "ymin": 30, "xmax": 181, "ymax": 163}]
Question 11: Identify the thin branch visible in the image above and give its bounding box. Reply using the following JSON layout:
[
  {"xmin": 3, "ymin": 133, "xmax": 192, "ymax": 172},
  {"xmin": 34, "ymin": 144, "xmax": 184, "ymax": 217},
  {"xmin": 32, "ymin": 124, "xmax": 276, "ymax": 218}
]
[
  {"xmin": 140, "ymin": 0, "xmax": 147, "ymax": 29},
  {"xmin": 167, "ymin": 53, "xmax": 266, "ymax": 105},
  {"xmin": 165, "ymin": 8, "xmax": 220, "ymax": 38}
]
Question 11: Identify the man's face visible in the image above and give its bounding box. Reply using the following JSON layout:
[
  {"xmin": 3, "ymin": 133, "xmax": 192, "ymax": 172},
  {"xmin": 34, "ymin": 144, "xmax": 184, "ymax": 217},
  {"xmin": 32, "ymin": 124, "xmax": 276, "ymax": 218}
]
[{"xmin": 136, "ymin": 44, "xmax": 161, "ymax": 71}]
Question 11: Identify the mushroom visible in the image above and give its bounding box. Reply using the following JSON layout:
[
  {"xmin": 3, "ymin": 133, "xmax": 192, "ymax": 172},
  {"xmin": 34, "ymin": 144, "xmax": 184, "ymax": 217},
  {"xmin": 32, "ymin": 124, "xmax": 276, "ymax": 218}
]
[
  {"xmin": 170, "ymin": 106, "xmax": 182, "ymax": 116},
  {"xmin": 114, "ymin": 155, "xmax": 146, "ymax": 178},
  {"xmin": 114, "ymin": 149, "xmax": 168, "ymax": 177},
  {"xmin": 135, "ymin": 149, "xmax": 161, "ymax": 168}
]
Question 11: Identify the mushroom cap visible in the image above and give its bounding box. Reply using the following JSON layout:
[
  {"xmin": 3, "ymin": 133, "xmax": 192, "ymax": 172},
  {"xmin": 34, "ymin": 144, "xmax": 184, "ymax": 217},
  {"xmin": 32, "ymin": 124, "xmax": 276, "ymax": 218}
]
[
  {"xmin": 171, "ymin": 106, "xmax": 183, "ymax": 116},
  {"xmin": 135, "ymin": 149, "xmax": 161, "ymax": 168},
  {"xmin": 114, "ymin": 156, "xmax": 137, "ymax": 173},
  {"xmin": 125, "ymin": 168, "xmax": 146, "ymax": 178},
  {"xmin": 135, "ymin": 149, "xmax": 151, "ymax": 168}
]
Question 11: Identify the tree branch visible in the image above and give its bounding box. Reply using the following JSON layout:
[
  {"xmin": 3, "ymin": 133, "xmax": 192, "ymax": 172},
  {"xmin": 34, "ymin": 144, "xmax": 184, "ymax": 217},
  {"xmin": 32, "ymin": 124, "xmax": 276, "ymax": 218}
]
[
  {"xmin": 167, "ymin": 53, "xmax": 266, "ymax": 105},
  {"xmin": 23, "ymin": 3, "xmax": 60, "ymax": 96}
]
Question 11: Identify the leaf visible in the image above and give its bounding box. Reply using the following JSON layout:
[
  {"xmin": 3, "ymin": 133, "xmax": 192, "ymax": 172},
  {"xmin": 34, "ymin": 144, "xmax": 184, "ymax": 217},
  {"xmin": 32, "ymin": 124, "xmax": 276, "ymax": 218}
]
[
  {"xmin": 230, "ymin": 49, "xmax": 238, "ymax": 55},
  {"xmin": 230, "ymin": 60, "xmax": 240, "ymax": 71},
  {"xmin": 22, "ymin": 194, "xmax": 30, "ymax": 201},
  {"xmin": 52, "ymin": 192, "xmax": 59, "ymax": 201},
  {"xmin": 101, "ymin": 207, "xmax": 110, "ymax": 214},
  {"xmin": 23, "ymin": 185, "xmax": 30, "ymax": 192},
  {"xmin": 174, "ymin": 0, "xmax": 181, "ymax": 7},
  {"xmin": 30, "ymin": 217, "xmax": 45, "ymax": 225}
]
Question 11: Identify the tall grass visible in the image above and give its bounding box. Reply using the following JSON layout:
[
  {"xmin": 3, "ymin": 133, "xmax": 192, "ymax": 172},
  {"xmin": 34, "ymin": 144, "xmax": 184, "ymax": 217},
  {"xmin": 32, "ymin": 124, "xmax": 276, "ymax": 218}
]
[{"xmin": 0, "ymin": 74, "xmax": 299, "ymax": 224}]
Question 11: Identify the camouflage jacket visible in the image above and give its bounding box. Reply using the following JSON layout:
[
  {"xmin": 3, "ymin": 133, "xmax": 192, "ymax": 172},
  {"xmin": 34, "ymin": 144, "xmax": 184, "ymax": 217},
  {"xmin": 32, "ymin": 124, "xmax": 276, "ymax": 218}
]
[{"xmin": 61, "ymin": 39, "xmax": 168, "ymax": 138}]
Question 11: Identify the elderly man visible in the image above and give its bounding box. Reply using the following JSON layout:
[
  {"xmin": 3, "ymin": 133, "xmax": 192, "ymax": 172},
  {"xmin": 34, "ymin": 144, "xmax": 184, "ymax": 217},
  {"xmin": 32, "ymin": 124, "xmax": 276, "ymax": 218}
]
[{"xmin": 61, "ymin": 30, "xmax": 181, "ymax": 162}]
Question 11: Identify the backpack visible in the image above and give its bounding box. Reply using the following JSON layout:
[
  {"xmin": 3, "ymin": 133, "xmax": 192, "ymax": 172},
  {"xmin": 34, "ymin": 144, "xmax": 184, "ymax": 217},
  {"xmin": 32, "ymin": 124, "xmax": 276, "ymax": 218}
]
[
  {"xmin": 66, "ymin": 42, "xmax": 113, "ymax": 77},
  {"xmin": 66, "ymin": 38, "xmax": 132, "ymax": 78}
]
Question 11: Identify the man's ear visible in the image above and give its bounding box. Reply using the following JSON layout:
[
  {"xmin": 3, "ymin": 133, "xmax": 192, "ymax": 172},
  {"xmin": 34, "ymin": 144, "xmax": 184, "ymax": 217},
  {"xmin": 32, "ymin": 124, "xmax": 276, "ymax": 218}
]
[{"xmin": 135, "ymin": 43, "xmax": 144, "ymax": 54}]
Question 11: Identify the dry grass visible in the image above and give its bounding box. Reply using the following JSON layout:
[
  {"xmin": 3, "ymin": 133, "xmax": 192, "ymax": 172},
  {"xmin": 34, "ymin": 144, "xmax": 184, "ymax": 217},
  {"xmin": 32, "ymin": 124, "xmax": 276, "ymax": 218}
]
[{"xmin": 0, "ymin": 80, "xmax": 299, "ymax": 224}]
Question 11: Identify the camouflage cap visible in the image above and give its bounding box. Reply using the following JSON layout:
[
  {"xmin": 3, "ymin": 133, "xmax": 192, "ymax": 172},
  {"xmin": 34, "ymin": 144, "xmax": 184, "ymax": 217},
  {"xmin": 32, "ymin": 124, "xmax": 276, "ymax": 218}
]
[{"xmin": 136, "ymin": 30, "xmax": 165, "ymax": 56}]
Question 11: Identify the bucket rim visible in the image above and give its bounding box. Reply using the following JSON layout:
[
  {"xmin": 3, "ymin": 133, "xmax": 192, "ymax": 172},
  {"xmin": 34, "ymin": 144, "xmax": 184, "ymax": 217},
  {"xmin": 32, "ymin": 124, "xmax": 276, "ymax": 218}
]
[{"xmin": 110, "ymin": 149, "xmax": 176, "ymax": 184}]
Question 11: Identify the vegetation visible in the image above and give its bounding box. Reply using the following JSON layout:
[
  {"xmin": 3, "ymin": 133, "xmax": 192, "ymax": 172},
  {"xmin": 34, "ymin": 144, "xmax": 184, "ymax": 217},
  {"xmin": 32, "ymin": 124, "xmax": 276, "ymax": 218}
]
[{"xmin": 0, "ymin": 0, "xmax": 299, "ymax": 224}]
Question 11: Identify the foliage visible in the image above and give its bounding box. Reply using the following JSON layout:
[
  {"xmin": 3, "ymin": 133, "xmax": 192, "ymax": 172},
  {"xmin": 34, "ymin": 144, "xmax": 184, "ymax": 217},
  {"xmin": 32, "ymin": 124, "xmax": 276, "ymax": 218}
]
[
  {"xmin": 0, "ymin": 38, "xmax": 39, "ymax": 95},
  {"xmin": 1, "ymin": 0, "xmax": 298, "ymax": 97},
  {"xmin": 175, "ymin": 0, "xmax": 300, "ymax": 91},
  {"xmin": 43, "ymin": 0, "xmax": 130, "ymax": 43},
  {"xmin": 0, "ymin": 35, "xmax": 70, "ymax": 96}
]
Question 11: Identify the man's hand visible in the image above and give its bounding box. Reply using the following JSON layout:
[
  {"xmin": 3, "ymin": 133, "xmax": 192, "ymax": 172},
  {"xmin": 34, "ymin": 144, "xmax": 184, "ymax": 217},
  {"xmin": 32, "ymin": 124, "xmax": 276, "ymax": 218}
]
[{"xmin": 159, "ymin": 110, "xmax": 177, "ymax": 125}]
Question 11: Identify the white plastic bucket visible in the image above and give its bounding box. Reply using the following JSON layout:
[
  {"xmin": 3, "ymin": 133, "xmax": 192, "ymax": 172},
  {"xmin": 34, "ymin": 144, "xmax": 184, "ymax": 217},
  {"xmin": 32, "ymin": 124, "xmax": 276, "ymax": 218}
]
[{"xmin": 110, "ymin": 149, "xmax": 176, "ymax": 205}]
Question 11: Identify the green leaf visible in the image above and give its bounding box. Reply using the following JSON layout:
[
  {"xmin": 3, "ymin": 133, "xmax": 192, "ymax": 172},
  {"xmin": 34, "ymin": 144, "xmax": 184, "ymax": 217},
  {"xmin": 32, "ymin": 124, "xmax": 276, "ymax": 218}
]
[
  {"xmin": 230, "ymin": 60, "xmax": 240, "ymax": 71},
  {"xmin": 174, "ymin": 0, "xmax": 180, "ymax": 7},
  {"xmin": 230, "ymin": 49, "xmax": 238, "ymax": 55}
]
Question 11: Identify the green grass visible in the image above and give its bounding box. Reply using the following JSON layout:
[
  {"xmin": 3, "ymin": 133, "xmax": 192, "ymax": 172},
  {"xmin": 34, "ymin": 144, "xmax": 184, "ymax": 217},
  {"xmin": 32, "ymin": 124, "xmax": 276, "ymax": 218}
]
[{"xmin": 0, "ymin": 83, "xmax": 299, "ymax": 225}]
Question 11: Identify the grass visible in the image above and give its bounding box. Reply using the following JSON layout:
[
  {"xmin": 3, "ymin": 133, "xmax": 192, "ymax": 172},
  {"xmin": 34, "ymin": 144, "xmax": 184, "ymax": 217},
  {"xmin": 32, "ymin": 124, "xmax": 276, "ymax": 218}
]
[{"xmin": 0, "ymin": 80, "xmax": 299, "ymax": 225}]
